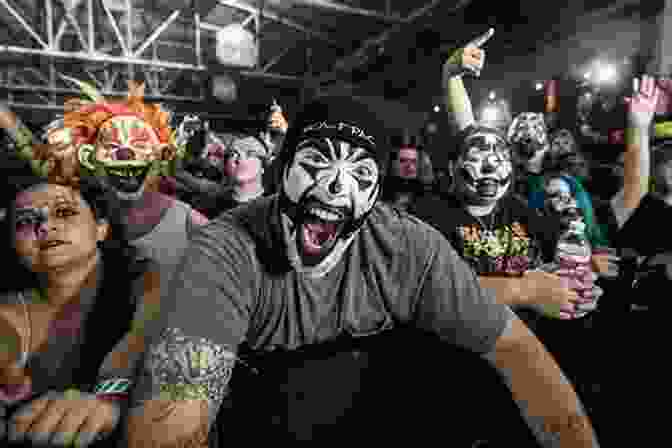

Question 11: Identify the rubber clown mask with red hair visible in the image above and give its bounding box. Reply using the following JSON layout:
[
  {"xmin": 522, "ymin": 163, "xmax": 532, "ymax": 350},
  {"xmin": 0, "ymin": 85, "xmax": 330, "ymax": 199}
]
[{"xmin": 41, "ymin": 77, "xmax": 181, "ymax": 200}]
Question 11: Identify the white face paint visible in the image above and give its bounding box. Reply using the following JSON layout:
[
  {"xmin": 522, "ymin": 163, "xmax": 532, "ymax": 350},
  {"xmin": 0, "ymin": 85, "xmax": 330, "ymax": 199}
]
[
  {"xmin": 282, "ymin": 137, "xmax": 380, "ymax": 275},
  {"xmin": 544, "ymin": 177, "xmax": 580, "ymax": 223},
  {"xmin": 508, "ymin": 113, "xmax": 549, "ymax": 171},
  {"xmin": 284, "ymin": 138, "xmax": 379, "ymax": 221},
  {"xmin": 456, "ymin": 132, "xmax": 512, "ymax": 206}
]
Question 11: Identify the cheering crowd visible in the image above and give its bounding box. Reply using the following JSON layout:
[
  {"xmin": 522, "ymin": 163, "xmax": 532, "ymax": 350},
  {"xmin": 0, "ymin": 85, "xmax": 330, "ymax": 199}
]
[{"xmin": 0, "ymin": 27, "xmax": 669, "ymax": 447}]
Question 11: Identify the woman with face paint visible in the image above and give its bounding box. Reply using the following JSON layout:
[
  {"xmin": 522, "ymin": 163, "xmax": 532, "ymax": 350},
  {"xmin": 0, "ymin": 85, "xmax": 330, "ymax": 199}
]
[
  {"xmin": 0, "ymin": 81, "xmax": 209, "ymax": 304},
  {"xmin": 0, "ymin": 172, "xmax": 161, "ymax": 447}
]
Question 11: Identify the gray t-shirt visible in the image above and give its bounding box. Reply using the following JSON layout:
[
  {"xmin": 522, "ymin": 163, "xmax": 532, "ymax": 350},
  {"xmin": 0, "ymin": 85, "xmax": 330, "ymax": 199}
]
[{"xmin": 137, "ymin": 196, "xmax": 512, "ymax": 409}]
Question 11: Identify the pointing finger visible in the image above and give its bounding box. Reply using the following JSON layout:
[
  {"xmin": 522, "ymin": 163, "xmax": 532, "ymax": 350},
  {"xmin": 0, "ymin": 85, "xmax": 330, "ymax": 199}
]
[{"xmin": 467, "ymin": 28, "xmax": 494, "ymax": 48}]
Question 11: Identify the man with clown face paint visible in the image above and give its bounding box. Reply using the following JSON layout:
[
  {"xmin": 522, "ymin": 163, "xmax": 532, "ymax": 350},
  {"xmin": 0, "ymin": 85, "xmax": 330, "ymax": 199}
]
[
  {"xmin": 415, "ymin": 28, "xmax": 580, "ymax": 316},
  {"xmin": 453, "ymin": 129, "xmax": 513, "ymax": 207},
  {"xmin": 120, "ymin": 95, "xmax": 600, "ymax": 448}
]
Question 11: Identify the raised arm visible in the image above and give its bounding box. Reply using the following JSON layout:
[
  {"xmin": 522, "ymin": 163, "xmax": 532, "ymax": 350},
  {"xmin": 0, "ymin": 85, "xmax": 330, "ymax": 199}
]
[
  {"xmin": 611, "ymin": 75, "xmax": 660, "ymax": 228},
  {"xmin": 442, "ymin": 28, "xmax": 494, "ymax": 131},
  {"xmin": 0, "ymin": 102, "xmax": 49, "ymax": 177}
]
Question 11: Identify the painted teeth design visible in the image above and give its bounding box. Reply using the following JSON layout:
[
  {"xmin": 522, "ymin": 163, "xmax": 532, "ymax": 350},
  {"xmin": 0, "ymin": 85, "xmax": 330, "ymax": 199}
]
[
  {"xmin": 108, "ymin": 166, "xmax": 148, "ymax": 178},
  {"xmin": 310, "ymin": 208, "xmax": 341, "ymax": 222}
]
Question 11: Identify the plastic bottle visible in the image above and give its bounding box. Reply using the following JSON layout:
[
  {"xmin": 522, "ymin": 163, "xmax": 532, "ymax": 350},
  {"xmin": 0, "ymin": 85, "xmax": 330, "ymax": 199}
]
[
  {"xmin": 268, "ymin": 99, "xmax": 284, "ymax": 133},
  {"xmin": 554, "ymin": 219, "xmax": 596, "ymax": 318}
]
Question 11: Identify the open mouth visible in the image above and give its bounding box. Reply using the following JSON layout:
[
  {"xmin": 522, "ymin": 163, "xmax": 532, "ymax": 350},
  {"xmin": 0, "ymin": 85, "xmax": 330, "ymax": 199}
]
[
  {"xmin": 105, "ymin": 165, "xmax": 151, "ymax": 193},
  {"xmin": 298, "ymin": 202, "xmax": 347, "ymax": 259},
  {"xmin": 466, "ymin": 175, "xmax": 509, "ymax": 197},
  {"xmin": 39, "ymin": 240, "xmax": 68, "ymax": 250}
]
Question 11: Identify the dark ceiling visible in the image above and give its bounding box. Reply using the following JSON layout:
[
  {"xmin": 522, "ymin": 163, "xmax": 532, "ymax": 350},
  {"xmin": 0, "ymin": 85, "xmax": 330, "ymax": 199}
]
[{"xmin": 0, "ymin": 0, "xmax": 654, "ymax": 121}]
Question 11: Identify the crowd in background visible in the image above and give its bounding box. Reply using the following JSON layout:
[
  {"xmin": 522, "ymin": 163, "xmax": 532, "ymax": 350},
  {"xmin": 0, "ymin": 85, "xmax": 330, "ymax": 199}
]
[{"xmin": 0, "ymin": 28, "xmax": 670, "ymax": 448}]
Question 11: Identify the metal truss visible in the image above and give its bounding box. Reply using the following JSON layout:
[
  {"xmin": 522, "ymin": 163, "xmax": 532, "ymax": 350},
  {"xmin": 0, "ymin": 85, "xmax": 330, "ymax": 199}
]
[
  {"xmin": 0, "ymin": 0, "xmax": 208, "ymax": 70},
  {"xmin": 0, "ymin": 0, "xmax": 218, "ymax": 107}
]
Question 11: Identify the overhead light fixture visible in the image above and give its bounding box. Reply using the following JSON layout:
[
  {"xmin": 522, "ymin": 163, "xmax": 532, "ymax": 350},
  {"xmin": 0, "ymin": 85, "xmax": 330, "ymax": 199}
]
[
  {"xmin": 488, "ymin": 91, "xmax": 496, "ymax": 101},
  {"xmin": 595, "ymin": 62, "xmax": 617, "ymax": 84},
  {"xmin": 216, "ymin": 23, "xmax": 259, "ymax": 68},
  {"xmin": 433, "ymin": 105, "xmax": 440, "ymax": 113},
  {"xmin": 535, "ymin": 82, "xmax": 544, "ymax": 91},
  {"xmin": 481, "ymin": 105, "xmax": 499, "ymax": 122}
]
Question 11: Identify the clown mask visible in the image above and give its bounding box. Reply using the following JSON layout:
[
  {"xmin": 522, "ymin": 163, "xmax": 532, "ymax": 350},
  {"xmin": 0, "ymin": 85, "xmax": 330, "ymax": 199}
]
[
  {"xmin": 455, "ymin": 131, "xmax": 512, "ymax": 206},
  {"xmin": 549, "ymin": 129, "xmax": 588, "ymax": 179},
  {"xmin": 281, "ymin": 137, "xmax": 379, "ymax": 276},
  {"xmin": 507, "ymin": 112, "xmax": 549, "ymax": 171},
  {"xmin": 79, "ymin": 115, "xmax": 163, "ymax": 201},
  {"xmin": 544, "ymin": 176, "xmax": 582, "ymax": 226}
]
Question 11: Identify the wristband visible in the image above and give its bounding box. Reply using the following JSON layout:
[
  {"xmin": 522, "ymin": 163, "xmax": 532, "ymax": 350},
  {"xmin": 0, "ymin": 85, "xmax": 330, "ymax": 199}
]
[{"xmin": 93, "ymin": 378, "xmax": 133, "ymax": 397}]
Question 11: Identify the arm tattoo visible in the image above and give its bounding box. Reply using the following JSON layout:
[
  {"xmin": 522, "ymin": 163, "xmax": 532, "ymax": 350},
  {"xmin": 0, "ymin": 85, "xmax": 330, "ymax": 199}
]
[
  {"xmin": 486, "ymin": 353, "xmax": 598, "ymax": 447},
  {"xmin": 126, "ymin": 327, "xmax": 236, "ymax": 447},
  {"xmin": 147, "ymin": 327, "xmax": 235, "ymax": 407}
]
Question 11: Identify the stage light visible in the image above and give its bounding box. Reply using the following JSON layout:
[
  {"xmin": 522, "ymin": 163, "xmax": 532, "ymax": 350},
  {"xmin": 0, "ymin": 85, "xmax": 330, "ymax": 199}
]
[
  {"xmin": 482, "ymin": 105, "xmax": 499, "ymax": 122},
  {"xmin": 595, "ymin": 63, "xmax": 617, "ymax": 84},
  {"xmin": 535, "ymin": 82, "xmax": 544, "ymax": 91},
  {"xmin": 433, "ymin": 105, "xmax": 440, "ymax": 113}
]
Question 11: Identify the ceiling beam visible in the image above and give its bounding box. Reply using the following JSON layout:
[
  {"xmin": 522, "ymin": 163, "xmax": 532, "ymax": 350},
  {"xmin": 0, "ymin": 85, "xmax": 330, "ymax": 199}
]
[
  {"xmin": 318, "ymin": 0, "xmax": 470, "ymax": 85},
  {"xmin": 217, "ymin": 0, "xmax": 338, "ymax": 45},
  {"xmin": 290, "ymin": 0, "xmax": 404, "ymax": 23}
]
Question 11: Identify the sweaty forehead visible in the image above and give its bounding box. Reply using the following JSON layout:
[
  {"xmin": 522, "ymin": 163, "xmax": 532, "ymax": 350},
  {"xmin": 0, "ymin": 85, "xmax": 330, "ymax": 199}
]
[{"xmin": 15, "ymin": 184, "xmax": 80, "ymax": 209}]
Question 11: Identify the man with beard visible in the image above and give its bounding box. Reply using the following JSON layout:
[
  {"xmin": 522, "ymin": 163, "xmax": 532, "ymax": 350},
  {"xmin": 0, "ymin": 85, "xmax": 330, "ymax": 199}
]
[
  {"xmin": 121, "ymin": 94, "xmax": 600, "ymax": 448},
  {"xmin": 0, "ymin": 80, "xmax": 208, "ymax": 288}
]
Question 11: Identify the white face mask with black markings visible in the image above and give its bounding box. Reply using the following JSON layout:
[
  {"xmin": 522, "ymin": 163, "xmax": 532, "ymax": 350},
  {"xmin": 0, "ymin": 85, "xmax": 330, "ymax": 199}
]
[
  {"xmin": 455, "ymin": 132, "xmax": 512, "ymax": 206},
  {"xmin": 281, "ymin": 137, "xmax": 380, "ymax": 277}
]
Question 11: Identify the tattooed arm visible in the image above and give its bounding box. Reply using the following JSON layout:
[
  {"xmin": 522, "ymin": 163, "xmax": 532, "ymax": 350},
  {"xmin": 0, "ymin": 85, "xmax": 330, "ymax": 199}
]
[
  {"xmin": 123, "ymin": 327, "xmax": 236, "ymax": 448},
  {"xmin": 482, "ymin": 314, "xmax": 599, "ymax": 447},
  {"xmin": 442, "ymin": 29, "xmax": 493, "ymax": 131},
  {"xmin": 121, "ymin": 217, "xmax": 257, "ymax": 447}
]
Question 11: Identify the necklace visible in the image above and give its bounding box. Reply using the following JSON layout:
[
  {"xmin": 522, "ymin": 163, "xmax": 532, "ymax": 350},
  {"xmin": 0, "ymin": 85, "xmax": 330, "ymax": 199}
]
[{"xmin": 15, "ymin": 291, "xmax": 32, "ymax": 369}]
